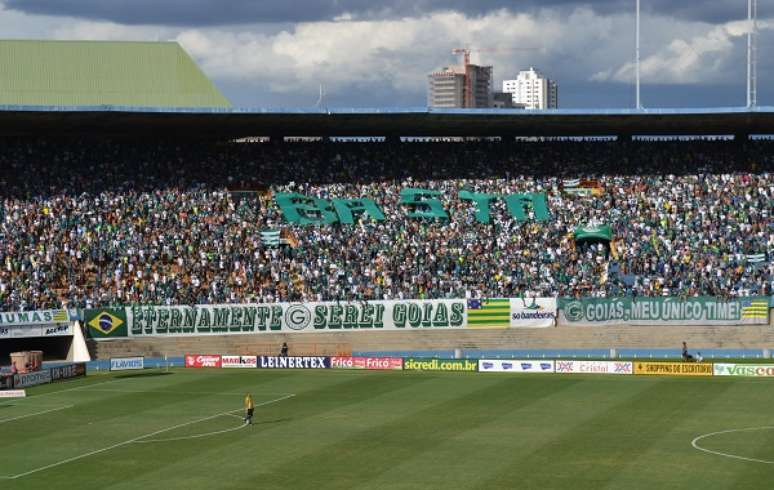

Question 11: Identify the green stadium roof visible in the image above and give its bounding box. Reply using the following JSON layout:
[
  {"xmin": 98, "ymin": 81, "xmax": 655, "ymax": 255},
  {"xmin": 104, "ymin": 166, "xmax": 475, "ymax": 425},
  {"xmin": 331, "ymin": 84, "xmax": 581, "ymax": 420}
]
[{"xmin": 0, "ymin": 40, "xmax": 231, "ymax": 108}]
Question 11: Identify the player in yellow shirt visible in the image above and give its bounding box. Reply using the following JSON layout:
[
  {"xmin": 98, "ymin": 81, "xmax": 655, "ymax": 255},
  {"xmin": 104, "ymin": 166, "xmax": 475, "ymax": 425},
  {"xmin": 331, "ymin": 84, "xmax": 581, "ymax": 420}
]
[{"xmin": 244, "ymin": 393, "xmax": 254, "ymax": 425}]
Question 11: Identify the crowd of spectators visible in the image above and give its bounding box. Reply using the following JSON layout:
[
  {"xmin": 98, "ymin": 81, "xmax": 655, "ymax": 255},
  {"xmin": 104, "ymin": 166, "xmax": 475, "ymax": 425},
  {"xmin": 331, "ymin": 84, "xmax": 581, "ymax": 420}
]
[{"xmin": 0, "ymin": 139, "xmax": 772, "ymax": 310}]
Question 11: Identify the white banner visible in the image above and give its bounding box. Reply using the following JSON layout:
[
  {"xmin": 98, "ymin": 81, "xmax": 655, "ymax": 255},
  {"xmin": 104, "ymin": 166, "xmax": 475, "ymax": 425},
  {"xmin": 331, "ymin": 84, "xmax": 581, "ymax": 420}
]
[
  {"xmin": 0, "ymin": 309, "xmax": 69, "ymax": 327},
  {"xmin": 509, "ymin": 298, "xmax": 557, "ymax": 328},
  {"xmin": 0, "ymin": 323, "xmax": 73, "ymax": 339},
  {"xmin": 257, "ymin": 356, "xmax": 330, "ymax": 369},
  {"xmin": 714, "ymin": 363, "xmax": 774, "ymax": 377},
  {"xmin": 110, "ymin": 357, "xmax": 144, "ymax": 371},
  {"xmin": 0, "ymin": 390, "xmax": 26, "ymax": 398},
  {"xmin": 221, "ymin": 355, "xmax": 258, "ymax": 368},
  {"xmin": 124, "ymin": 299, "xmax": 468, "ymax": 337},
  {"xmin": 13, "ymin": 370, "xmax": 52, "ymax": 388},
  {"xmin": 554, "ymin": 360, "xmax": 633, "ymax": 375},
  {"xmin": 478, "ymin": 359, "xmax": 555, "ymax": 373}
]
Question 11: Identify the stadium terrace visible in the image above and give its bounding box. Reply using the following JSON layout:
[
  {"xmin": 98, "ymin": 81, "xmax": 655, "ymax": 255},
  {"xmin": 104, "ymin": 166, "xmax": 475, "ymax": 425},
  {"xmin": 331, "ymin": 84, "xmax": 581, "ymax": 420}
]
[{"xmin": 0, "ymin": 138, "xmax": 772, "ymax": 309}]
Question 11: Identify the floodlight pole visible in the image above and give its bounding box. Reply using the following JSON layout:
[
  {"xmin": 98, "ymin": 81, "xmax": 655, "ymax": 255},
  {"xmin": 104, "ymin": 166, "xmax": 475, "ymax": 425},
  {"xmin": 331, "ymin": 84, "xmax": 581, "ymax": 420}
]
[
  {"xmin": 635, "ymin": 0, "xmax": 641, "ymax": 110},
  {"xmin": 747, "ymin": 0, "xmax": 757, "ymax": 108}
]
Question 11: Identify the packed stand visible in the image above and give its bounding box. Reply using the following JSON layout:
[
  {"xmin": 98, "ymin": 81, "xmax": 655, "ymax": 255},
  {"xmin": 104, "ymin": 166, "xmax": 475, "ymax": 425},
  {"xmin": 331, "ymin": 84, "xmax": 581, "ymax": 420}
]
[{"xmin": 0, "ymin": 139, "xmax": 772, "ymax": 310}]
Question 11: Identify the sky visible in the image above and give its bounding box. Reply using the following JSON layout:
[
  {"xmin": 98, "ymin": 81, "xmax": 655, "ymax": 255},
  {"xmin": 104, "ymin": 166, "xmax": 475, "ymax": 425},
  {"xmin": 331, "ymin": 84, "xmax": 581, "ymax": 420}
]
[{"xmin": 1, "ymin": 0, "xmax": 772, "ymax": 109}]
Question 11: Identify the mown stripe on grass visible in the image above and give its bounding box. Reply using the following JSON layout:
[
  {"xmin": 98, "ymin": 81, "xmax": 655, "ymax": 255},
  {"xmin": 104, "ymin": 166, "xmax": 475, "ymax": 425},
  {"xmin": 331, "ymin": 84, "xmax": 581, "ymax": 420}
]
[
  {"xmin": 480, "ymin": 377, "xmax": 736, "ymax": 490},
  {"xmin": 365, "ymin": 374, "xmax": 658, "ymax": 488},
  {"xmin": 233, "ymin": 376, "xmax": 582, "ymax": 489},
  {"xmin": 0, "ymin": 370, "xmax": 295, "ymax": 479},
  {"xmin": 603, "ymin": 378, "xmax": 774, "ymax": 490},
  {"xmin": 25, "ymin": 371, "xmax": 429, "ymax": 490},
  {"xmin": 725, "ymin": 426, "xmax": 774, "ymax": 489}
]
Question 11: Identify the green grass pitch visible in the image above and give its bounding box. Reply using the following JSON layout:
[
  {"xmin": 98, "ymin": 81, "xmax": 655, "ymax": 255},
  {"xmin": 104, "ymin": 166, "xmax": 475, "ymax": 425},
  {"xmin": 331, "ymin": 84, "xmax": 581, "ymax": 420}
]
[{"xmin": 2, "ymin": 368, "xmax": 773, "ymax": 489}]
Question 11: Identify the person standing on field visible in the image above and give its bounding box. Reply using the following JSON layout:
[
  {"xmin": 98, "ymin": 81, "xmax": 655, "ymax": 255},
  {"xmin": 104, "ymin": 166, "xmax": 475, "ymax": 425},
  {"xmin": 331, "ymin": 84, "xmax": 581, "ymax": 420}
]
[{"xmin": 244, "ymin": 393, "xmax": 254, "ymax": 425}]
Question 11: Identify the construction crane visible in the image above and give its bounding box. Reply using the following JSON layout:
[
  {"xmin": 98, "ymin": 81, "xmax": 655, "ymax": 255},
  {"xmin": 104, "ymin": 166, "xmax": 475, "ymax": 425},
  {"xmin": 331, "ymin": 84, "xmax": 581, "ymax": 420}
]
[
  {"xmin": 451, "ymin": 48, "xmax": 474, "ymax": 108},
  {"xmin": 451, "ymin": 47, "xmax": 538, "ymax": 108}
]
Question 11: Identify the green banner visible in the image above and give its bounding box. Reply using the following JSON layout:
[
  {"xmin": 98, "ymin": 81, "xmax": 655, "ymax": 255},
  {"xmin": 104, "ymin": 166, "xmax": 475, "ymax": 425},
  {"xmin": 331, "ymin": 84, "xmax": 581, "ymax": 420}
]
[
  {"xmin": 275, "ymin": 189, "xmax": 549, "ymax": 225},
  {"xmin": 85, "ymin": 308, "xmax": 128, "ymax": 338},
  {"xmin": 574, "ymin": 225, "xmax": 612, "ymax": 241},
  {"xmin": 559, "ymin": 297, "xmax": 769, "ymax": 326},
  {"xmin": 403, "ymin": 358, "xmax": 479, "ymax": 372}
]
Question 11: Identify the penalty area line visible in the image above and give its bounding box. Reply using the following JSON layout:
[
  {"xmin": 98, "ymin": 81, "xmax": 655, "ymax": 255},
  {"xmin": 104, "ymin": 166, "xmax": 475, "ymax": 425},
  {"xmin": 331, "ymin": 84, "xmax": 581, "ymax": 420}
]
[
  {"xmin": 0, "ymin": 405, "xmax": 74, "ymax": 424},
  {"xmin": 3, "ymin": 393, "xmax": 295, "ymax": 480},
  {"xmin": 133, "ymin": 420, "xmax": 248, "ymax": 443},
  {"xmin": 133, "ymin": 393, "xmax": 296, "ymax": 444}
]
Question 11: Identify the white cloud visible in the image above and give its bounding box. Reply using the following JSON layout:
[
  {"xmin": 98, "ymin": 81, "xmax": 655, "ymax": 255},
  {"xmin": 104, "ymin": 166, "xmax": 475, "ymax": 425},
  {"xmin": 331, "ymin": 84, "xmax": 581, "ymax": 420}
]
[
  {"xmin": 594, "ymin": 18, "xmax": 774, "ymax": 84},
  {"xmin": 173, "ymin": 9, "xmax": 606, "ymax": 96},
  {"xmin": 0, "ymin": 4, "xmax": 68, "ymax": 37},
  {"xmin": 52, "ymin": 20, "xmax": 173, "ymax": 41}
]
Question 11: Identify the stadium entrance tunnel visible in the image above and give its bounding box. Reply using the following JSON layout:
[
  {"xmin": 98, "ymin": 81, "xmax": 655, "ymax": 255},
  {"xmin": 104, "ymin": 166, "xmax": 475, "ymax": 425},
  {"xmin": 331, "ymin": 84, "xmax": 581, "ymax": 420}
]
[{"xmin": 0, "ymin": 336, "xmax": 72, "ymax": 364}]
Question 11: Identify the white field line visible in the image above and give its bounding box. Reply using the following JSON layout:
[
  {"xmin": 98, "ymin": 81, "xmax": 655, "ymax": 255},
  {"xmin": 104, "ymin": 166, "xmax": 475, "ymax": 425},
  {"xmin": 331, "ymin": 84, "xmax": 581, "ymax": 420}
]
[
  {"xmin": 133, "ymin": 394, "xmax": 294, "ymax": 444},
  {"xmin": 0, "ymin": 405, "xmax": 74, "ymax": 424},
  {"xmin": 1, "ymin": 394, "xmax": 294, "ymax": 480},
  {"xmin": 75, "ymin": 388, "xmax": 295, "ymax": 397},
  {"xmin": 14, "ymin": 378, "xmax": 118, "ymax": 401},
  {"xmin": 133, "ymin": 420, "xmax": 248, "ymax": 443},
  {"xmin": 691, "ymin": 426, "xmax": 774, "ymax": 465}
]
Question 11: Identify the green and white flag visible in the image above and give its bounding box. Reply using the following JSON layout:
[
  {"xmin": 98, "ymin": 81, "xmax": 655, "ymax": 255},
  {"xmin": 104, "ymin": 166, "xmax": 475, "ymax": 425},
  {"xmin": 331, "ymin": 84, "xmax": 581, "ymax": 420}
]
[
  {"xmin": 574, "ymin": 224, "xmax": 612, "ymax": 242},
  {"xmin": 260, "ymin": 230, "xmax": 281, "ymax": 246},
  {"xmin": 746, "ymin": 253, "xmax": 767, "ymax": 264}
]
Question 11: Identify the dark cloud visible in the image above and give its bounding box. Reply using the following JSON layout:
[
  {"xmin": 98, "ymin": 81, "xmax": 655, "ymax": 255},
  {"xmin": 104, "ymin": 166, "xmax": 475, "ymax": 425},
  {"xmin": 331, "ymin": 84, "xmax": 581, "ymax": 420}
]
[{"xmin": 3, "ymin": 0, "xmax": 771, "ymax": 26}]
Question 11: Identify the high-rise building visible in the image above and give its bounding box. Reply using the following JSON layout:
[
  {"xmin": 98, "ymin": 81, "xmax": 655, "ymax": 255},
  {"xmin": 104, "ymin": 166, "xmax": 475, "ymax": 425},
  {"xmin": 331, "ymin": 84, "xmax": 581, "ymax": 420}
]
[
  {"xmin": 428, "ymin": 64, "xmax": 492, "ymax": 108},
  {"xmin": 502, "ymin": 67, "xmax": 558, "ymax": 110},
  {"xmin": 491, "ymin": 92, "xmax": 527, "ymax": 109},
  {"xmin": 427, "ymin": 69, "xmax": 465, "ymax": 108}
]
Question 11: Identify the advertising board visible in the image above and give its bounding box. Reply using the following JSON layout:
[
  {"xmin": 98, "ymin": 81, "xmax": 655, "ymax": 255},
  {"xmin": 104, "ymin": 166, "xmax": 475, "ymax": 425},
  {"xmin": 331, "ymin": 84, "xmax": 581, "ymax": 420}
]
[
  {"xmin": 257, "ymin": 356, "xmax": 330, "ymax": 369},
  {"xmin": 403, "ymin": 358, "xmax": 478, "ymax": 372},
  {"xmin": 713, "ymin": 363, "xmax": 774, "ymax": 377},
  {"xmin": 554, "ymin": 361, "xmax": 633, "ymax": 375},
  {"xmin": 184, "ymin": 354, "xmax": 222, "ymax": 368},
  {"xmin": 0, "ymin": 390, "xmax": 25, "ymax": 397},
  {"xmin": 0, "ymin": 375, "xmax": 13, "ymax": 390},
  {"xmin": 222, "ymin": 355, "xmax": 258, "ymax": 368},
  {"xmin": 330, "ymin": 357, "xmax": 403, "ymax": 370},
  {"xmin": 13, "ymin": 370, "xmax": 52, "ymax": 388},
  {"xmin": 478, "ymin": 359, "xmax": 555, "ymax": 373},
  {"xmin": 0, "ymin": 324, "xmax": 73, "ymax": 339},
  {"xmin": 634, "ymin": 362, "xmax": 713, "ymax": 376},
  {"xmin": 50, "ymin": 363, "xmax": 86, "ymax": 381},
  {"xmin": 509, "ymin": 298, "xmax": 557, "ymax": 328},
  {"xmin": 110, "ymin": 357, "xmax": 144, "ymax": 371}
]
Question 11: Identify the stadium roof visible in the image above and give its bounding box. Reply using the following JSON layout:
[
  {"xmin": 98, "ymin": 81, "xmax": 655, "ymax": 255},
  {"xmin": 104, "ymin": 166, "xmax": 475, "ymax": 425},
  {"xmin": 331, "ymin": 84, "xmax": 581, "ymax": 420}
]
[
  {"xmin": 0, "ymin": 40, "xmax": 230, "ymax": 108},
  {"xmin": 1, "ymin": 106, "xmax": 773, "ymax": 139}
]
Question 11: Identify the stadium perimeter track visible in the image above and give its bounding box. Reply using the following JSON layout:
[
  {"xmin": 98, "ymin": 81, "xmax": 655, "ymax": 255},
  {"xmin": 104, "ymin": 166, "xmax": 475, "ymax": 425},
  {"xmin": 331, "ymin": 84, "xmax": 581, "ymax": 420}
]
[{"xmin": 3, "ymin": 105, "xmax": 774, "ymax": 139}]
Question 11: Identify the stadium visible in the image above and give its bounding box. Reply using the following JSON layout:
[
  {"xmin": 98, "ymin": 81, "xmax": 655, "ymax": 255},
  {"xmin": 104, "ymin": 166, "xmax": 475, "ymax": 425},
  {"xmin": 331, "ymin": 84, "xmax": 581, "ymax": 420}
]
[{"xmin": 0, "ymin": 38, "xmax": 773, "ymax": 490}]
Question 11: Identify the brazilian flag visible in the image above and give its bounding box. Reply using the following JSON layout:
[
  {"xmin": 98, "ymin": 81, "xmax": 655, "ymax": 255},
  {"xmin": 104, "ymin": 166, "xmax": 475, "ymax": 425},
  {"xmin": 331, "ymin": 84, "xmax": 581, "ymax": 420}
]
[{"xmin": 85, "ymin": 308, "xmax": 128, "ymax": 339}]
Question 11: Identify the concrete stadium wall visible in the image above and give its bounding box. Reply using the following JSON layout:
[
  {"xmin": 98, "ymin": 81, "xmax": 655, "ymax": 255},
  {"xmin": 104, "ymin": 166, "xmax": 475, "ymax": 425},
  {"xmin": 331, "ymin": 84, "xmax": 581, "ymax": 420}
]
[{"xmin": 88, "ymin": 322, "xmax": 774, "ymax": 359}]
